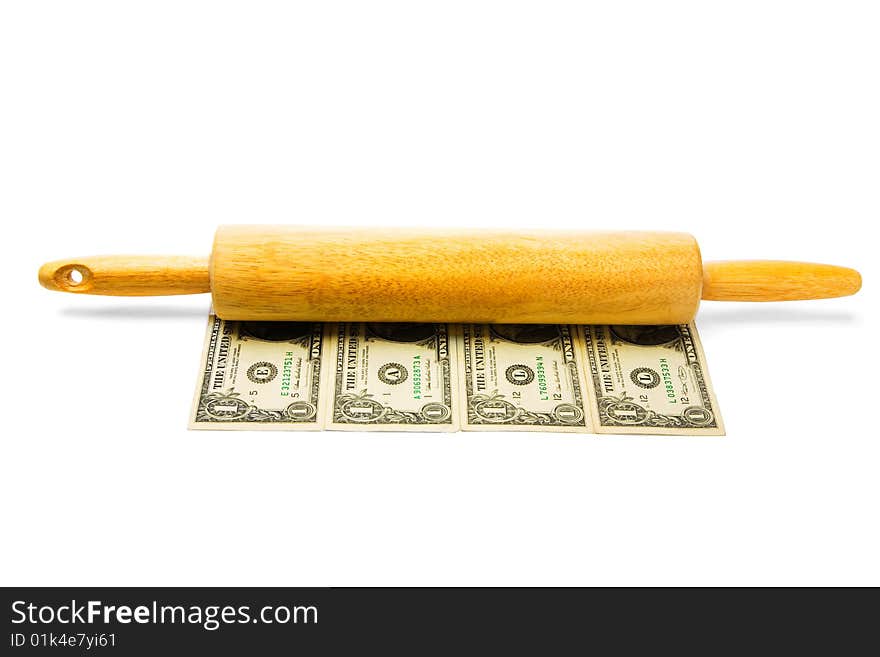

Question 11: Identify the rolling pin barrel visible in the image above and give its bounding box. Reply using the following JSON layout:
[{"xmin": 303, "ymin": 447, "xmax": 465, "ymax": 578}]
[
  {"xmin": 38, "ymin": 225, "xmax": 861, "ymax": 324},
  {"xmin": 210, "ymin": 226, "xmax": 703, "ymax": 324}
]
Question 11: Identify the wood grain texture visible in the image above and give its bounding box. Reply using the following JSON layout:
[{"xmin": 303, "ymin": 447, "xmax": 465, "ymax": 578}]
[
  {"xmin": 209, "ymin": 225, "xmax": 704, "ymax": 324},
  {"xmin": 702, "ymin": 260, "xmax": 862, "ymax": 301},
  {"xmin": 38, "ymin": 229, "xmax": 862, "ymax": 321},
  {"xmin": 38, "ymin": 255, "xmax": 210, "ymax": 296}
]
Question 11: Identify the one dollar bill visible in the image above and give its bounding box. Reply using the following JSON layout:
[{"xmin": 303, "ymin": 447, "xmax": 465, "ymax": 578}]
[
  {"xmin": 458, "ymin": 324, "xmax": 591, "ymax": 432},
  {"xmin": 324, "ymin": 323, "xmax": 459, "ymax": 431},
  {"xmin": 189, "ymin": 316, "xmax": 723, "ymax": 436},
  {"xmin": 190, "ymin": 315, "xmax": 327, "ymax": 430},
  {"xmin": 576, "ymin": 323, "xmax": 724, "ymax": 435}
]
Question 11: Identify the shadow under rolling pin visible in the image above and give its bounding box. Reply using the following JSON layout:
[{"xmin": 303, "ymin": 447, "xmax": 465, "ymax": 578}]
[{"xmin": 38, "ymin": 226, "xmax": 861, "ymax": 325}]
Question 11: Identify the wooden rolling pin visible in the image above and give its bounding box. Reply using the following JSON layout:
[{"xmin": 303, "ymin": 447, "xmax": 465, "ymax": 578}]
[{"xmin": 38, "ymin": 226, "xmax": 861, "ymax": 324}]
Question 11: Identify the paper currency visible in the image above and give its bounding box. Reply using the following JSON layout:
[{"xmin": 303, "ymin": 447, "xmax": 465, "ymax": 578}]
[
  {"xmin": 576, "ymin": 324, "xmax": 724, "ymax": 435},
  {"xmin": 190, "ymin": 315, "xmax": 327, "ymax": 430},
  {"xmin": 458, "ymin": 324, "xmax": 591, "ymax": 432},
  {"xmin": 324, "ymin": 323, "xmax": 459, "ymax": 431},
  {"xmin": 190, "ymin": 315, "xmax": 722, "ymax": 435}
]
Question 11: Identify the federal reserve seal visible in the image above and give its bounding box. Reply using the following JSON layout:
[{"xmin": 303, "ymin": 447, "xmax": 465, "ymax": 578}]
[
  {"xmin": 630, "ymin": 367, "xmax": 660, "ymax": 389},
  {"xmin": 378, "ymin": 362, "xmax": 408, "ymax": 385},
  {"xmin": 247, "ymin": 361, "xmax": 278, "ymax": 384},
  {"xmin": 505, "ymin": 364, "xmax": 535, "ymax": 385}
]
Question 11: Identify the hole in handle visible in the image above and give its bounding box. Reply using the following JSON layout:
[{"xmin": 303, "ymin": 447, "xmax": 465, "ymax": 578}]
[{"xmin": 54, "ymin": 264, "xmax": 94, "ymax": 292}]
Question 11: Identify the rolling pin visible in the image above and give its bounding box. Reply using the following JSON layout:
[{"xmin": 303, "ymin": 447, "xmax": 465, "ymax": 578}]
[{"xmin": 38, "ymin": 226, "xmax": 861, "ymax": 324}]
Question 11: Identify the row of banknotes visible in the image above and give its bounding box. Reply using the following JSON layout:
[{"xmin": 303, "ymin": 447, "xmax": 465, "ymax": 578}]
[{"xmin": 190, "ymin": 316, "xmax": 723, "ymax": 435}]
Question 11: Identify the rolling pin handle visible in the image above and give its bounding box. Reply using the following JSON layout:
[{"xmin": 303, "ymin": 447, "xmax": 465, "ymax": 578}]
[
  {"xmin": 38, "ymin": 256, "xmax": 211, "ymax": 296},
  {"xmin": 701, "ymin": 260, "xmax": 862, "ymax": 302}
]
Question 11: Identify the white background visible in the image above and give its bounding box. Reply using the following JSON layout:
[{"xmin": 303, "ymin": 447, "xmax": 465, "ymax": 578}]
[{"xmin": 1, "ymin": 1, "xmax": 877, "ymax": 586}]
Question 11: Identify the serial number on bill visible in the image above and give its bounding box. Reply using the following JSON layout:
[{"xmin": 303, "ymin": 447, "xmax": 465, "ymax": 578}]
[{"xmin": 10, "ymin": 633, "xmax": 117, "ymax": 650}]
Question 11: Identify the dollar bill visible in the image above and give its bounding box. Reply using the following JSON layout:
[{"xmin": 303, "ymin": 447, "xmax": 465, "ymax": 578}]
[
  {"xmin": 576, "ymin": 323, "xmax": 724, "ymax": 435},
  {"xmin": 324, "ymin": 323, "xmax": 459, "ymax": 431},
  {"xmin": 189, "ymin": 315, "xmax": 723, "ymax": 436},
  {"xmin": 458, "ymin": 324, "xmax": 591, "ymax": 432},
  {"xmin": 189, "ymin": 315, "xmax": 327, "ymax": 430}
]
